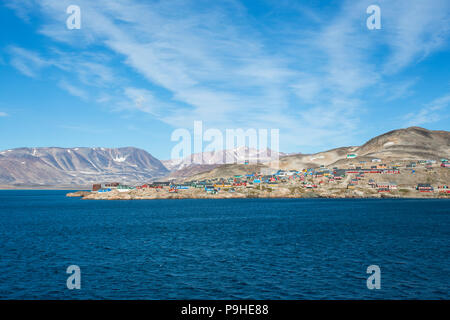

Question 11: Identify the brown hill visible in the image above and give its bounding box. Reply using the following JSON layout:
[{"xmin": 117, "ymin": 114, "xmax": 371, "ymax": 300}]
[
  {"xmin": 185, "ymin": 163, "xmax": 267, "ymax": 181},
  {"xmin": 180, "ymin": 127, "xmax": 450, "ymax": 178},
  {"xmin": 356, "ymin": 126, "xmax": 450, "ymax": 159},
  {"xmin": 164, "ymin": 163, "xmax": 221, "ymax": 180}
]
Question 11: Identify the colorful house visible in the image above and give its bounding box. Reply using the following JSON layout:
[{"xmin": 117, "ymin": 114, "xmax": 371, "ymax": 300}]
[{"xmin": 416, "ymin": 184, "xmax": 434, "ymax": 192}]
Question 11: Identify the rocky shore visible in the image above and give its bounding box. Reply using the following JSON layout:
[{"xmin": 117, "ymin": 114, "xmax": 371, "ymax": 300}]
[
  {"xmin": 67, "ymin": 186, "xmax": 449, "ymax": 200},
  {"xmin": 66, "ymin": 191, "xmax": 91, "ymax": 197}
]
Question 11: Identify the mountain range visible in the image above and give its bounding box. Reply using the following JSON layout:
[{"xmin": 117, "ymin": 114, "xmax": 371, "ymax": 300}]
[
  {"xmin": 162, "ymin": 146, "xmax": 286, "ymax": 179},
  {"xmin": 0, "ymin": 127, "xmax": 448, "ymax": 186},
  {"xmin": 0, "ymin": 147, "xmax": 168, "ymax": 186}
]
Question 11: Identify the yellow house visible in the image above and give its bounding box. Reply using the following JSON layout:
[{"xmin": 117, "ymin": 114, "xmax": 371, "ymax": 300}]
[{"xmin": 214, "ymin": 184, "xmax": 232, "ymax": 188}]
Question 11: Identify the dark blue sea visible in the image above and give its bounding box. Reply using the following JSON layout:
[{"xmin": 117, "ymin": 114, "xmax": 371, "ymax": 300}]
[{"xmin": 0, "ymin": 190, "xmax": 448, "ymax": 299}]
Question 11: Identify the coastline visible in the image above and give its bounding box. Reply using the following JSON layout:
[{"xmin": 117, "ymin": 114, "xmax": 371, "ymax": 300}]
[
  {"xmin": 0, "ymin": 185, "xmax": 90, "ymax": 190},
  {"xmin": 66, "ymin": 189, "xmax": 450, "ymax": 200}
]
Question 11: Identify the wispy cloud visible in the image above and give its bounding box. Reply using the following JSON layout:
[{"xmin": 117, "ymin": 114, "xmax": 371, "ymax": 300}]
[
  {"xmin": 404, "ymin": 94, "xmax": 450, "ymax": 125},
  {"xmin": 119, "ymin": 87, "xmax": 167, "ymax": 117},
  {"xmin": 58, "ymin": 80, "xmax": 88, "ymax": 100},
  {"xmin": 8, "ymin": 46, "xmax": 50, "ymax": 77},
  {"xmin": 59, "ymin": 124, "xmax": 110, "ymax": 134},
  {"xmin": 4, "ymin": 0, "xmax": 450, "ymax": 152},
  {"xmin": 0, "ymin": 112, "xmax": 8, "ymax": 117},
  {"xmin": 383, "ymin": 79, "xmax": 418, "ymax": 102},
  {"xmin": 380, "ymin": 0, "xmax": 450, "ymax": 73},
  {"xmin": 8, "ymin": 45, "xmax": 116, "ymax": 100}
]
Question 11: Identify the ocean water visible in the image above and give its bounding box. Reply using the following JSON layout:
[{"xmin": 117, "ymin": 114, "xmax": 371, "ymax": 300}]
[{"xmin": 0, "ymin": 190, "xmax": 448, "ymax": 299}]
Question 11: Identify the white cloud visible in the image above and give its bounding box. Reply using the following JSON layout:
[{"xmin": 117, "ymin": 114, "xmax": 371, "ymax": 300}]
[
  {"xmin": 380, "ymin": 0, "xmax": 450, "ymax": 73},
  {"xmin": 59, "ymin": 124, "xmax": 109, "ymax": 134},
  {"xmin": 291, "ymin": 80, "xmax": 321, "ymax": 104},
  {"xmin": 8, "ymin": 45, "xmax": 116, "ymax": 88},
  {"xmin": 58, "ymin": 80, "xmax": 88, "ymax": 100},
  {"xmin": 8, "ymin": 46, "xmax": 50, "ymax": 77},
  {"xmin": 383, "ymin": 79, "xmax": 418, "ymax": 101},
  {"xmin": 404, "ymin": 94, "xmax": 450, "ymax": 125},
  {"xmin": 4, "ymin": 0, "xmax": 450, "ymax": 152},
  {"xmin": 4, "ymin": 0, "xmax": 36, "ymax": 23},
  {"xmin": 122, "ymin": 87, "xmax": 165, "ymax": 116},
  {"xmin": 0, "ymin": 112, "xmax": 8, "ymax": 117}
]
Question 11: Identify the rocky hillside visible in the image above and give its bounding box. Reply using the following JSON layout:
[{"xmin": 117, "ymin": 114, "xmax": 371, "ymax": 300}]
[
  {"xmin": 163, "ymin": 163, "xmax": 222, "ymax": 180},
  {"xmin": 163, "ymin": 146, "xmax": 285, "ymax": 171},
  {"xmin": 186, "ymin": 127, "xmax": 450, "ymax": 178},
  {"xmin": 0, "ymin": 147, "xmax": 168, "ymax": 186},
  {"xmin": 185, "ymin": 163, "xmax": 268, "ymax": 181},
  {"xmin": 355, "ymin": 126, "xmax": 450, "ymax": 159},
  {"xmin": 162, "ymin": 146, "xmax": 285, "ymax": 179},
  {"xmin": 272, "ymin": 127, "xmax": 450, "ymax": 170},
  {"xmin": 1, "ymin": 127, "xmax": 448, "ymax": 186}
]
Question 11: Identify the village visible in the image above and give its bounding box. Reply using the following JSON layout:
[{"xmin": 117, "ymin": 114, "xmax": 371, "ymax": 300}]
[{"xmin": 68, "ymin": 155, "xmax": 450, "ymax": 200}]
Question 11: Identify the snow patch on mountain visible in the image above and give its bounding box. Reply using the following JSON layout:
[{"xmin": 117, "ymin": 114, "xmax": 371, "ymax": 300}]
[{"xmin": 163, "ymin": 147, "xmax": 285, "ymax": 172}]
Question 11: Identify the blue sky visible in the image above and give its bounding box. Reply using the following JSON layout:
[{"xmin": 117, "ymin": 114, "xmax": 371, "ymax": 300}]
[{"xmin": 0, "ymin": 0, "xmax": 449, "ymax": 159}]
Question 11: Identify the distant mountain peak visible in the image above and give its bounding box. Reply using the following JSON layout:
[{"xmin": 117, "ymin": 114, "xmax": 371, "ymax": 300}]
[{"xmin": 162, "ymin": 147, "xmax": 286, "ymax": 172}]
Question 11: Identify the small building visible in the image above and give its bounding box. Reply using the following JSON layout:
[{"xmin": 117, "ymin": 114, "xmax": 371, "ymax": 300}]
[
  {"xmin": 416, "ymin": 184, "xmax": 434, "ymax": 192},
  {"xmin": 205, "ymin": 185, "xmax": 217, "ymax": 194},
  {"xmin": 117, "ymin": 185, "xmax": 134, "ymax": 192},
  {"xmin": 104, "ymin": 182, "xmax": 120, "ymax": 188},
  {"xmin": 334, "ymin": 169, "xmax": 346, "ymax": 177},
  {"xmin": 276, "ymin": 170, "xmax": 288, "ymax": 177},
  {"xmin": 389, "ymin": 182, "xmax": 398, "ymax": 190},
  {"xmin": 152, "ymin": 181, "xmax": 171, "ymax": 187},
  {"xmin": 406, "ymin": 162, "xmax": 416, "ymax": 168},
  {"xmin": 383, "ymin": 169, "xmax": 400, "ymax": 174}
]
